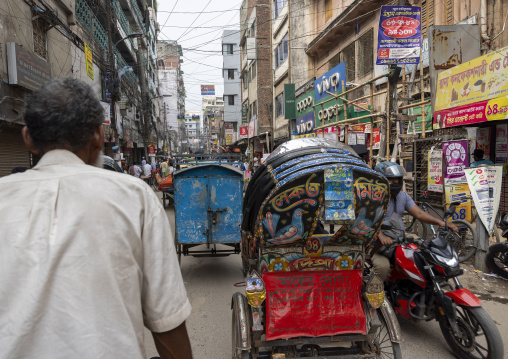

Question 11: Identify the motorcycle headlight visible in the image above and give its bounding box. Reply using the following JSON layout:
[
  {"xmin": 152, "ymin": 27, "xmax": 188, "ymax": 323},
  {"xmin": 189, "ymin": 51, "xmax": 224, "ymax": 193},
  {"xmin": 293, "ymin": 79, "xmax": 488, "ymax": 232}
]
[{"xmin": 434, "ymin": 253, "xmax": 459, "ymax": 267}]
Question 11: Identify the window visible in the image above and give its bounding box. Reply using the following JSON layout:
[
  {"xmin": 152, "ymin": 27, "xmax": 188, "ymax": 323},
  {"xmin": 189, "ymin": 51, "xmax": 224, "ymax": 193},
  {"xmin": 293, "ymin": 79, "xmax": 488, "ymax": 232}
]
[
  {"xmin": 342, "ymin": 41, "xmax": 356, "ymax": 81},
  {"xmin": 226, "ymin": 95, "xmax": 235, "ymax": 106},
  {"xmin": 328, "ymin": 52, "xmax": 340, "ymax": 70},
  {"xmin": 325, "ymin": 0, "xmax": 333, "ymax": 22},
  {"xmin": 32, "ymin": 9, "xmax": 50, "ymax": 59},
  {"xmin": 358, "ymin": 29, "xmax": 373, "ymax": 78},
  {"xmin": 228, "ymin": 69, "xmax": 235, "ymax": 80},
  {"xmin": 276, "ymin": 92, "xmax": 284, "ymax": 118},
  {"xmin": 273, "ymin": 0, "xmax": 287, "ymax": 19},
  {"xmin": 252, "ymin": 100, "xmax": 257, "ymax": 117},
  {"xmin": 274, "ymin": 33, "xmax": 289, "ymax": 68},
  {"xmin": 250, "ymin": 62, "xmax": 256, "ymax": 80},
  {"xmin": 223, "ymin": 44, "xmax": 234, "ymax": 54},
  {"xmin": 243, "ymin": 71, "xmax": 248, "ymax": 89}
]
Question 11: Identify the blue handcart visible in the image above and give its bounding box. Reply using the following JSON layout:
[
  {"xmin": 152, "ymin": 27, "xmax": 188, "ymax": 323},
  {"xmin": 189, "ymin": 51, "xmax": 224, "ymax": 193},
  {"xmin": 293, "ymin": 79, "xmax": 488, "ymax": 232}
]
[{"xmin": 174, "ymin": 163, "xmax": 244, "ymax": 263}]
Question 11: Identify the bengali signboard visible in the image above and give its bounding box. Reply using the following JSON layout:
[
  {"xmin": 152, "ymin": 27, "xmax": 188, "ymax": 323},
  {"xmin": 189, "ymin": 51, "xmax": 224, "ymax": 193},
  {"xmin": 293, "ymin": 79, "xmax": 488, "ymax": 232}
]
[
  {"xmin": 372, "ymin": 128, "xmax": 381, "ymax": 149},
  {"xmin": 443, "ymin": 140, "xmax": 469, "ymax": 185},
  {"xmin": 314, "ymin": 62, "xmax": 346, "ymax": 128},
  {"xmin": 444, "ymin": 184, "xmax": 472, "ymax": 223},
  {"xmin": 200, "ymin": 85, "xmax": 215, "ymax": 95},
  {"xmin": 239, "ymin": 126, "xmax": 248, "ymax": 138},
  {"xmin": 263, "ymin": 271, "xmax": 366, "ymax": 341},
  {"xmin": 101, "ymin": 101, "xmax": 111, "ymax": 125},
  {"xmin": 84, "ymin": 42, "xmax": 94, "ymax": 80},
  {"xmin": 465, "ymin": 166, "xmax": 503, "ymax": 232},
  {"xmin": 428, "ymin": 150, "xmax": 444, "ymax": 193},
  {"xmin": 6, "ymin": 42, "xmax": 51, "ymax": 91},
  {"xmin": 376, "ymin": 6, "xmax": 422, "ymax": 65},
  {"xmin": 434, "ymin": 44, "xmax": 508, "ymax": 128}
]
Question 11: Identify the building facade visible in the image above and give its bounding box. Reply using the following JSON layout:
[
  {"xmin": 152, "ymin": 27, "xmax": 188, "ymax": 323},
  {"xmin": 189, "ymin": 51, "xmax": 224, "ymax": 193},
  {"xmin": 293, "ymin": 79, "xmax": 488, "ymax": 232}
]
[{"xmin": 222, "ymin": 30, "xmax": 242, "ymax": 144}]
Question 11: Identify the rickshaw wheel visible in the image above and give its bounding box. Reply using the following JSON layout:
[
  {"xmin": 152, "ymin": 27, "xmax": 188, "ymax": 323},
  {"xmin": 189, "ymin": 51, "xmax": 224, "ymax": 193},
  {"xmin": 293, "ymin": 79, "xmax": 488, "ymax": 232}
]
[
  {"xmin": 231, "ymin": 307, "xmax": 251, "ymax": 359},
  {"xmin": 372, "ymin": 308, "xmax": 402, "ymax": 359}
]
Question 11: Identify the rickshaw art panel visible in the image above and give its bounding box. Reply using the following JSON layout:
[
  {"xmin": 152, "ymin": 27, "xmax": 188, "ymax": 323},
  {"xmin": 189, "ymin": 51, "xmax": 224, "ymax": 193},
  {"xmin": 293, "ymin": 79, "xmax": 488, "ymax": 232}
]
[{"xmin": 263, "ymin": 270, "xmax": 366, "ymax": 341}]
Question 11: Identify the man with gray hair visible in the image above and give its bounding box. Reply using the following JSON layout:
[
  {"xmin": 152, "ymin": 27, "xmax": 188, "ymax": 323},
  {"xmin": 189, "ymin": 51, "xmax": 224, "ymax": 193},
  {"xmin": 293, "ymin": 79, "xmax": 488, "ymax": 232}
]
[{"xmin": 0, "ymin": 78, "xmax": 192, "ymax": 359}]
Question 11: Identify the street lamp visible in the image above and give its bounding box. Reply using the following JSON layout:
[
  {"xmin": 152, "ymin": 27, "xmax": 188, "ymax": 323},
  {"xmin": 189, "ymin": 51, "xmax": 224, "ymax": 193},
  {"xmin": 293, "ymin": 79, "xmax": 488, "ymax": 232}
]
[{"xmin": 114, "ymin": 32, "xmax": 144, "ymax": 50}]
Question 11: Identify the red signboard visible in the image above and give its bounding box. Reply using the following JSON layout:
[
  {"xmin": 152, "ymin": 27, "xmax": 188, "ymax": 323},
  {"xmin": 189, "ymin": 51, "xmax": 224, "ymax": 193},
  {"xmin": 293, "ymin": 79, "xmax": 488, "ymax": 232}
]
[
  {"xmin": 148, "ymin": 145, "xmax": 156, "ymax": 155},
  {"xmin": 263, "ymin": 271, "xmax": 366, "ymax": 341},
  {"xmin": 240, "ymin": 126, "xmax": 248, "ymax": 138}
]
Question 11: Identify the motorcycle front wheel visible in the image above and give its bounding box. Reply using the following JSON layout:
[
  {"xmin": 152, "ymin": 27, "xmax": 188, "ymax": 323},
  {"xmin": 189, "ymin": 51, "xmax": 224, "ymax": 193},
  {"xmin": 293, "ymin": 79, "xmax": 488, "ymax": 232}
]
[
  {"xmin": 485, "ymin": 242, "xmax": 508, "ymax": 280},
  {"xmin": 438, "ymin": 306, "xmax": 503, "ymax": 359}
]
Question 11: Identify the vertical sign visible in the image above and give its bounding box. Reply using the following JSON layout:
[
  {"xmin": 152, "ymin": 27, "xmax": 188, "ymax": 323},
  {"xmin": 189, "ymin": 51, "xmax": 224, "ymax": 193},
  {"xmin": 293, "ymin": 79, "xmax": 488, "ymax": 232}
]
[
  {"xmin": 242, "ymin": 104, "xmax": 248, "ymax": 123},
  {"xmin": 284, "ymin": 83, "xmax": 296, "ymax": 119},
  {"xmin": 443, "ymin": 140, "xmax": 469, "ymax": 185},
  {"xmin": 465, "ymin": 166, "xmax": 503, "ymax": 232},
  {"xmin": 84, "ymin": 42, "xmax": 94, "ymax": 80},
  {"xmin": 428, "ymin": 150, "xmax": 444, "ymax": 193},
  {"xmin": 376, "ymin": 6, "xmax": 422, "ymax": 65},
  {"xmin": 101, "ymin": 101, "xmax": 110, "ymax": 125}
]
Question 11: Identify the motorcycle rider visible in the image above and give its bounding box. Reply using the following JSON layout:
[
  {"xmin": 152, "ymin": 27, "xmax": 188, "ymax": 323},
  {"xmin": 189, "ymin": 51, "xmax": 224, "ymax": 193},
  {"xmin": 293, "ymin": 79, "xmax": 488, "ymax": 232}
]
[{"xmin": 372, "ymin": 161, "xmax": 459, "ymax": 281}]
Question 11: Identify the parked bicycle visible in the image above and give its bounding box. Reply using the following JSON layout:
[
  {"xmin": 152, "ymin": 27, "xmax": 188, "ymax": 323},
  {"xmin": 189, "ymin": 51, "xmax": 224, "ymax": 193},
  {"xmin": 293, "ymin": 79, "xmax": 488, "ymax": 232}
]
[{"xmin": 403, "ymin": 191, "xmax": 477, "ymax": 262}]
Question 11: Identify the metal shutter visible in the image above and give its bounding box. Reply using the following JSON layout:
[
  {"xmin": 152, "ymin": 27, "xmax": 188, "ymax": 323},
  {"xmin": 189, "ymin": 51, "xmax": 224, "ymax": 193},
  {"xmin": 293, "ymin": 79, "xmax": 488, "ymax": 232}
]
[{"xmin": 0, "ymin": 128, "xmax": 31, "ymax": 178}]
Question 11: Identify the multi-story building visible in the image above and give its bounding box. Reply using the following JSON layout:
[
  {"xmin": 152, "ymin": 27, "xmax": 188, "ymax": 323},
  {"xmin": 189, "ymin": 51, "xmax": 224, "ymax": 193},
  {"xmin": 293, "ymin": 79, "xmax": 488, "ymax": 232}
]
[
  {"xmin": 158, "ymin": 40, "xmax": 185, "ymax": 154},
  {"xmin": 202, "ymin": 96, "xmax": 224, "ymax": 152},
  {"xmin": 240, "ymin": 0, "xmax": 273, "ymax": 158},
  {"xmin": 222, "ymin": 30, "xmax": 242, "ymax": 144}
]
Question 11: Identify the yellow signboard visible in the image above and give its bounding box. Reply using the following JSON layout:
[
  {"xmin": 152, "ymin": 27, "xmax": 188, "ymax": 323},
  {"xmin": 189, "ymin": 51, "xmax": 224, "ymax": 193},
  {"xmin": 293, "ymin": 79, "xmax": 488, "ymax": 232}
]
[
  {"xmin": 84, "ymin": 43, "xmax": 94, "ymax": 80},
  {"xmin": 295, "ymin": 133, "xmax": 316, "ymax": 139},
  {"xmin": 444, "ymin": 184, "xmax": 472, "ymax": 223},
  {"xmin": 225, "ymin": 134, "xmax": 232, "ymax": 145},
  {"xmin": 435, "ymin": 45, "xmax": 508, "ymax": 113}
]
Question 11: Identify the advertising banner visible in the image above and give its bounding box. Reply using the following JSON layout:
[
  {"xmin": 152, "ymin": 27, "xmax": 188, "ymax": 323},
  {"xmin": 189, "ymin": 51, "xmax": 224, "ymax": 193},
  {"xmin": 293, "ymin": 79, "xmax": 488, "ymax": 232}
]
[
  {"xmin": 314, "ymin": 62, "xmax": 346, "ymax": 128},
  {"xmin": 248, "ymin": 116, "xmax": 257, "ymax": 138},
  {"xmin": 101, "ymin": 101, "xmax": 110, "ymax": 125},
  {"xmin": 263, "ymin": 271, "xmax": 366, "ymax": 341},
  {"xmin": 296, "ymin": 89, "xmax": 315, "ymax": 118},
  {"xmin": 295, "ymin": 112, "xmax": 315, "ymax": 135},
  {"xmin": 239, "ymin": 126, "xmax": 248, "ymax": 138},
  {"xmin": 428, "ymin": 150, "xmax": 444, "ymax": 192},
  {"xmin": 84, "ymin": 42, "xmax": 94, "ymax": 80},
  {"xmin": 376, "ymin": 6, "xmax": 422, "ymax": 65},
  {"xmin": 443, "ymin": 140, "xmax": 469, "ymax": 185},
  {"xmin": 177, "ymin": 115, "xmax": 185, "ymax": 122},
  {"xmin": 465, "ymin": 166, "xmax": 503, "ymax": 232},
  {"xmin": 444, "ymin": 184, "xmax": 472, "ymax": 223},
  {"xmin": 407, "ymin": 103, "xmax": 432, "ymax": 134},
  {"xmin": 372, "ymin": 128, "xmax": 381, "ymax": 149},
  {"xmin": 191, "ymin": 115, "xmax": 200, "ymax": 121},
  {"xmin": 200, "ymin": 85, "xmax": 215, "ymax": 95},
  {"xmin": 148, "ymin": 145, "xmax": 156, "ymax": 156},
  {"xmin": 434, "ymin": 44, "xmax": 508, "ymax": 128},
  {"xmin": 284, "ymin": 83, "xmax": 296, "ymax": 119}
]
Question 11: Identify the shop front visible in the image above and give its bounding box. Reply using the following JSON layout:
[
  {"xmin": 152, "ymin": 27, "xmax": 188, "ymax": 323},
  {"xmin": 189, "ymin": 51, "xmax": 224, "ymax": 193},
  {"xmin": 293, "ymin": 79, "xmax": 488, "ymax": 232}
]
[{"xmin": 433, "ymin": 45, "xmax": 508, "ymax": 214}]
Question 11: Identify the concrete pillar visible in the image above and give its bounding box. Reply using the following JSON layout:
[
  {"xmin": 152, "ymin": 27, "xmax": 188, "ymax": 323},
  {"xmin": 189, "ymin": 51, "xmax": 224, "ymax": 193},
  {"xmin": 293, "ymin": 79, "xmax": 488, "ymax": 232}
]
[{"xmin": 474, "ymin": 216, "xmax": 489, "ymax": 273}]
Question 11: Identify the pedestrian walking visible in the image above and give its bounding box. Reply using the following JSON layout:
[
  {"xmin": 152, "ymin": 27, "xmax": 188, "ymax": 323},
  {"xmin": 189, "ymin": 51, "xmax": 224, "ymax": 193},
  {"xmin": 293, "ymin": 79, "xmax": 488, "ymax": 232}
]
[{"xmin": 0, "ymin": 78, "xmax": 192, "ymax": 359}]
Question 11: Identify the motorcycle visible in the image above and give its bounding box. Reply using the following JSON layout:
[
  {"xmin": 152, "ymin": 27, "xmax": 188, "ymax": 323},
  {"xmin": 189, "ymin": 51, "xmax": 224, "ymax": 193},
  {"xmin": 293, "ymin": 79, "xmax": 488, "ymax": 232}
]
[
  {"xmin": 377, "ymin": 203, "xmax": 504, "ymax": 359},
  {"xmin": 486, "ymin": 213, "xmax": 508, "ymax": 280}
]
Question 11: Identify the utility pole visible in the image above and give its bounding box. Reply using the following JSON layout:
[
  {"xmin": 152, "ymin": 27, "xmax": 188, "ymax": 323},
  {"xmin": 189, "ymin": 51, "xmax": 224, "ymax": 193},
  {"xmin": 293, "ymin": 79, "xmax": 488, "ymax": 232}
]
[
  {"xmin": 105, "ymin": 0, "xmax": 119, "ymax": 147},
  {"xmin": 136, "ymin": 37, "xmax": 150, "ymax": 159}
]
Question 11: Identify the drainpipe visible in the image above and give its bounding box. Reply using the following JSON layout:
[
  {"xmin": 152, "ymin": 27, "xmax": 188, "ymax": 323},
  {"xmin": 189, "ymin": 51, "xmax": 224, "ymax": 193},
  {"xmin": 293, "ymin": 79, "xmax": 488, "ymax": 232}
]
[{"xmin": 481, "ymin": 0, "xmax": 491, "ymax": 43}]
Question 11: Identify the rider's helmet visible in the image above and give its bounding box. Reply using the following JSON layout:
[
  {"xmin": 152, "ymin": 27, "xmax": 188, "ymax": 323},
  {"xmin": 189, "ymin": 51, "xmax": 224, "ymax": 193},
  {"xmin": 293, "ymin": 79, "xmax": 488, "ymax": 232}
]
[{"xmin": 375, "ymin": 161, "xmax": 406, "ymax": 197}]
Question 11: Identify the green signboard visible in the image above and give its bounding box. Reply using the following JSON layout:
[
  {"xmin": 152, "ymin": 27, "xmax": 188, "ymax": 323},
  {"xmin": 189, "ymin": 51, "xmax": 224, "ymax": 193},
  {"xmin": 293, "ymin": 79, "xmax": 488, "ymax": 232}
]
[
  {"xmin": 284, "ymin": 83, "xmax": 296, "ymax": 119},
  {"xmin": 407, "ymin": 103, "xmax": 432, "ymax": 134},
  {"xmin": 295, "ymin": 89, "xmax": 315, "ymax": 118},
  {"xmin": 314, "ymin": 90, "xmax": 346, "ymax": 128}
]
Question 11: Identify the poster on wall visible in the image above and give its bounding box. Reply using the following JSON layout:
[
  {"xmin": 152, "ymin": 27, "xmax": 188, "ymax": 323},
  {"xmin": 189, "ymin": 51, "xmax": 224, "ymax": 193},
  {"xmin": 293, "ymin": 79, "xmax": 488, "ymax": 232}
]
[
  {"xmin": 428, "ymin": 150, "xmax": 444, "ymax": 193},
  {"xmin": 444, "ymin": 184, "xmax": 472, "ymax": 223},
  {"xmin": 476, "ymin": 127, "xmax": 492, "ymax": 160},
  {"xmin": 372, "ymin": 128, "xmax": 381, "ymax": 149},
  {"xmin": 465, "ymin": 166, "xmax": 503, "ymax": 232},
  {"xmin": 443, "ymin": 140, "xmax": 469, "ymax": 185},
  {"xmin": 347, "ymin": 133, "xmax": 357, "ymax": 145},
  {"xmin": 376, "ymin": 6, "xmax": 422, "ymax": 65}
]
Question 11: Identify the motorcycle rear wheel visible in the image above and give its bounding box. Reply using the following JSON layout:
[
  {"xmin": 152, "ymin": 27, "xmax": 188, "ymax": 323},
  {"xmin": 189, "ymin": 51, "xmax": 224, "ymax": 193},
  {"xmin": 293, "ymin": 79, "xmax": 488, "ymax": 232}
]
[
  {"xmin": 438, "ymin": 306, "xmax": 503, "ymax": 359},
  {"xmin": 374, "ymin": 309, "xmax": 402, "ymax": 359},
  {"xmin": 486, "ymin": 243, "xmax": 508, "ymax": 280}
]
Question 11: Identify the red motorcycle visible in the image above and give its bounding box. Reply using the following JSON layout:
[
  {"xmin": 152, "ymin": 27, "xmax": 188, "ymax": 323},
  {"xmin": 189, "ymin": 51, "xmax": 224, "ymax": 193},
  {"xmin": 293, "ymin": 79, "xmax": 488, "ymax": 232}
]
[{"xmin": 378, "ymin": 203, "xmax": 503, "ymax": 358}]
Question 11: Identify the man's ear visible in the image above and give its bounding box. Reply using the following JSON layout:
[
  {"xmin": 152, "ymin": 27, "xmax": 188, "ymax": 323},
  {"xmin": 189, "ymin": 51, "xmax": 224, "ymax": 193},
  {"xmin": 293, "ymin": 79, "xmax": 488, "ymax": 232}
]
[
  {"xmin": 22, "ymin": 126, "xmax": 39, "ymax": 155},
  {"xmin": 92, "ymin": 125, "xmax": 104, "ymax": 152}
]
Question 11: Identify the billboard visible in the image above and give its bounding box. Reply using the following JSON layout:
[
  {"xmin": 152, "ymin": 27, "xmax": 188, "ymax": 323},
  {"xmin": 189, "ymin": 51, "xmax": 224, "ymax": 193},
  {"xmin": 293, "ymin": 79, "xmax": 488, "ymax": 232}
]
[
  {"xmin": 240, "ymin": 126, "xmax": 248, "ymax": 138},
  {"xmin": 6, "ymin": 42, "xmax": 51, "ymax": 91},
  {"xmin": 201, "ymin": 85, "xmax": 215, "ymax": 95},
  {"xmin": 376, "ymin": 6, "xmax": 422, "ymax": 65},
  {"xmin": 314, "ymin": 62, "xmax": 346, "ymax": 128},
  {"xmin": 192, "ymin": 115, "xmax": 200, "ymax": 121}
]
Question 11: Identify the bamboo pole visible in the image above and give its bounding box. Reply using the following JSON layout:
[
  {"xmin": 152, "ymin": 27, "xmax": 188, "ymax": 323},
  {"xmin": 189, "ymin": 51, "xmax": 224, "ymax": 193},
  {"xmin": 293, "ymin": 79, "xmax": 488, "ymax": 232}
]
[
  {"xmin": 370, "ymin": 82, "xmax": 375, "ymax": 168},
  {"xmin": 398, "ymin": 99, "xmax": 430, "ymax": 110},
  {"xmin": 313, "ymin": 112, "xmax": 385, "ymax": 130}
]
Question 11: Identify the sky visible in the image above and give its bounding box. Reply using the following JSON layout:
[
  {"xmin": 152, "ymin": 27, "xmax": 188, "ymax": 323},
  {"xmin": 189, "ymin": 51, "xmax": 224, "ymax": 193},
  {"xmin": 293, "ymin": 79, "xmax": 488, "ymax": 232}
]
[{"xmin": 157, "ymin": 0, "xmax": 242, "ymax": 112}]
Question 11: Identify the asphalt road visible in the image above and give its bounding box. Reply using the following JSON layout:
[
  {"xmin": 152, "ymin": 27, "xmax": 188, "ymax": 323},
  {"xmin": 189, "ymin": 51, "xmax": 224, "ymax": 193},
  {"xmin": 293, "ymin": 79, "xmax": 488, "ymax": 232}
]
[{"xmin": 143, "ymin": 199, "xmax": 508, "ymax": 359}]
